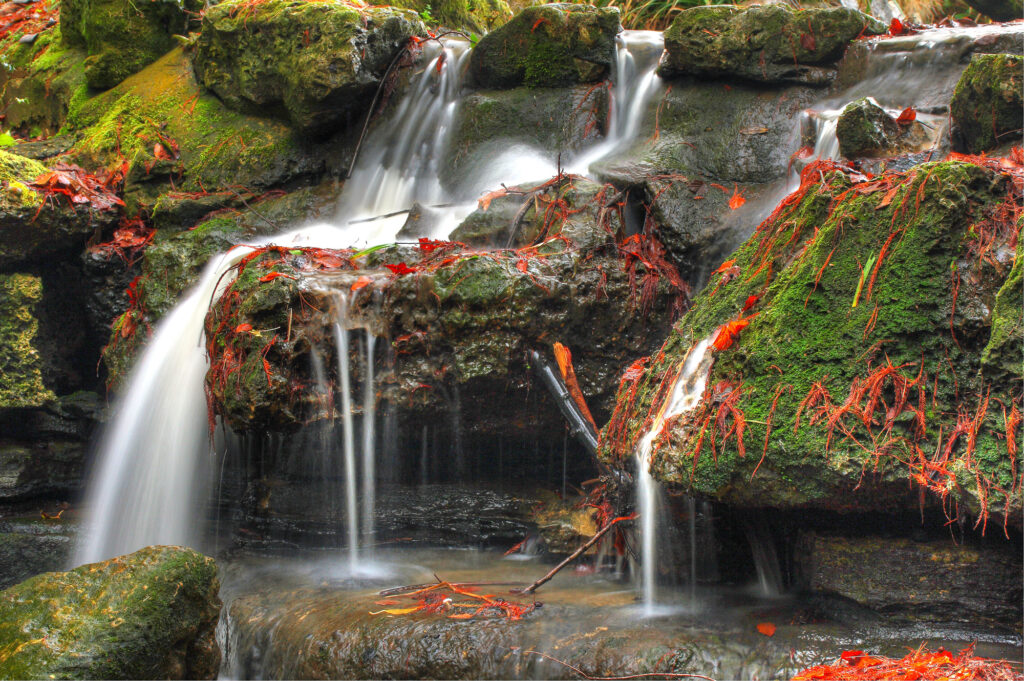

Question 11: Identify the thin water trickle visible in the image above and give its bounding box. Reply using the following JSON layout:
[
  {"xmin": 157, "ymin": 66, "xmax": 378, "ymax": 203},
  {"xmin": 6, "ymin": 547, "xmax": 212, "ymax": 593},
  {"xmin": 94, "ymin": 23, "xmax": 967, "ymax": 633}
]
[
  {"xmin": 634, "ymin": 337, "xmax": 715, "ymax": 613},
  {"xmin": 332, "ymin": 294, "xmax": 359, "ymax": 569},
  {"xmin": 361, "ymin": 334, "xmax": 376, "ymax": 548}
]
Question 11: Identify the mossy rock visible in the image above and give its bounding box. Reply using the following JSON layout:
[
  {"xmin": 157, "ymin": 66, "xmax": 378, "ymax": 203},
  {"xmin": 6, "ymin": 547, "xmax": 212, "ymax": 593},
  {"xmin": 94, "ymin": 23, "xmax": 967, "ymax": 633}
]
[
  {"xmin": 660, "ymin": 5, "xmax": 884, "ymax": 85},
  {"xmin": 370, "ymin": 0, "xmax": 512, "ymax": 32},
  {"xmin": 441, "ymin": 85, "xmax": 609, "ymax": 193},
  {"xmin": 61, "ymin": 0, "xmax": 202, "ymax": 89},
  {"xmin": 468, "ymin": 4, "xmax": 620, "ymax": 89},
  {"xmin": 835, "ymin": 97, "xmax": 929, "ymax": 158},
  {"xmin": 601, "ymin": 160, "xmax": 1022, "ymax": 525},
  {"xmin": 950, "ymin": 54, "xmax": 1023, "ymax": 155},
  {"xmin": 962, "ymin": 0, "xmax": 1023, "ymax": 21},
  {"xmin": 192, "ymin": 1, "xmax": 425, "ymax": 136},
  {"xmin": 0, "ymin": 27, "xmax": 88, "ymax": 137},
  {"xmin": 0, "ymin": 273, "xmax": 54, "ymax": 409},
  {"xmin": 0, "ymin": 545, "xmax": 221, "ymax": 679},
  {"xmin": 66, "ymin": 49, "xmax": 327, "ymax": 216}
]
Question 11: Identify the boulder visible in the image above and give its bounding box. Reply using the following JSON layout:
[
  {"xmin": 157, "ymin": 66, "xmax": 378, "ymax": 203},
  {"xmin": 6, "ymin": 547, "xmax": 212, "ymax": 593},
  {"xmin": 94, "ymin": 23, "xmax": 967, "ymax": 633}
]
[
  {"xmin": 950, "ymin": 54, "xmax": 1023, "ymax": 155},
  {"xmin": 660, "ymin": 5, "xmax": 884, "ymax": 85},
  {"xmin": 0, "ymin": 29, "xmax": 87, "ymax": 137},
  {"xmin": 962, "ymin": 0, "xmax": 1023, "ymax": 21},
  {"xmin": 835, "ymin": 97, "xmax": 928, "ymax": 158},
  {"xmin": 468, "ymin": 4, "xmax": 620, "ymax": 89},
  {"xmin": 796, "ymin": 533, "xmax": 1022, "ymax": 629},
  {"xmin": 61, "ymin": 0, "xmax": 201, "ymax": 89},
  {"xmin": 0, "ymin": 274, "xmax": 54, "ymax": 409},
  {"xmin": 0, "ymin": 545, "xmax": 220, "ymax": 679},
  {"xmin": 442, "ymin": 85, "xmax": 609, "ymax": 194},
  {"xmin": 192, "ymin": 1, "xmax": 425, "ymax": 136},
  {"xmin": 370, "ymin": 0, "xmax": 511, "ymax": 32},
  {"xmin": 601, "ymin": 160, "xmax": 1022, "ymax": 525},
  {"xmin": 0, "ymin": 517, "xmax": 74, "ymax": 590}
]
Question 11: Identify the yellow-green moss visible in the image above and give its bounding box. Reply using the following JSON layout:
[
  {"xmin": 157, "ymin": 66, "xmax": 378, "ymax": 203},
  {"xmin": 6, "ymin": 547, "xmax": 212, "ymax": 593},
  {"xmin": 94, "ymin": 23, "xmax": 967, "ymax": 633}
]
[{"xmin": 0, "ymin": 273, "xmax": 55, "ymax": 408}]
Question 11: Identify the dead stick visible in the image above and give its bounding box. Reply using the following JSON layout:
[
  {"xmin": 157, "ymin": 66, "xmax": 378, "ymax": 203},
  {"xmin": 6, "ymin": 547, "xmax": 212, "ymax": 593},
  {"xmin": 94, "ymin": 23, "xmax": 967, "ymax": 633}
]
[
  {"xmin": 378, "ymin": 580, "xmax": 521, "ymax": 597},
  {"xmin": 513, "ymin": 514, "xmax": 636, "ymax": 594},
  {"xmin": 522, "ymin": 650, "xmax": 716, "ymax": 681}
]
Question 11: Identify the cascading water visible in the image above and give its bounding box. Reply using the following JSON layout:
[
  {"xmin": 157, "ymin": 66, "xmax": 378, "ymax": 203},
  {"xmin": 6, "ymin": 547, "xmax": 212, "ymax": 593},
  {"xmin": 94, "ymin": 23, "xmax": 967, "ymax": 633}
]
[
  {"xmin": 633, "ymin": 337, "xmax": 715, "ymax": 613},
  {"xmin": 75, "ymin": 32, "xmax": 669, "ymax": 566}
]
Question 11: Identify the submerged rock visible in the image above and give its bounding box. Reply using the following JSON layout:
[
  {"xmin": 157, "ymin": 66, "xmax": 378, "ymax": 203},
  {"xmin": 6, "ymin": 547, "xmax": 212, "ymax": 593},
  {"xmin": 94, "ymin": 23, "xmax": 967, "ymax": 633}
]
[
  {"xmin": 601, "ymin": 159, "xmax": 1022, "ymax": 525},
  {"xmin": 61, "ymin": 0, "xmax": 201, "ymax": 89},
  {"xmin": 835, "ymin": 97, "xmax": 928, "ymax": 158},
  {"xmin": 950, "ymin": 53, "xmax": 1023, "ymax": 154},
  {"xmin": 796, "ymin": 533, "xmax": 1022, "ymax": 630},
  {"xmin": 193, "ymin": 1, "xmax": 425, "ymax": 136},
  {"xmin": 0, "ymin": 545, "xmax": 221, "ymax": 679},
  {"xmin": 468, "ymin": 4, "xmax": 620, "ymax": 89},
  {"xmin": 660, "ymin": 5, "xmax": 884, "ymax": 85}
]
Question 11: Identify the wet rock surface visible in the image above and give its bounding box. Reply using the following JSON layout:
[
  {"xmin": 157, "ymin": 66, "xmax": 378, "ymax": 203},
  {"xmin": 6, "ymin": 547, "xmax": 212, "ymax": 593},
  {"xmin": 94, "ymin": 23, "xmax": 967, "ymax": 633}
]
[
  {"xmin": 0, "ymin": 516, "xmax": 74, "ymax": 590},
  {"xmin": 950, "ymin": 53, "xmax": 1023, "ymax": 154},
  {"xmin": 193, "ymin": 0, "xmax": 425, "ymax": 136},
  {"xmin": 796, "ymin": 532, "xmax": 1022, "ymax": 631},
  {"xmin": 660, "ymin": 5, "xmax": 884, "ymax": 85},
  {"xmin": 0, "ymin": 545, "xmax": 221, "ymax": 680},
  {"xmin": 468, "ymin": 4, "xmax": 620, "ymax": 89},
  {"xmin": 835, "ymin": 97, "xmax": 928, "ymax": 158}
]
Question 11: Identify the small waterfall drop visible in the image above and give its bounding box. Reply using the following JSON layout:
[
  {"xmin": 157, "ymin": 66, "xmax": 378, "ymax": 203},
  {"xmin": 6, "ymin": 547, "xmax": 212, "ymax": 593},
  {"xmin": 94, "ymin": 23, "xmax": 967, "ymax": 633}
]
[{"xmin": 634, "ymin": 337, "xmax": 714, "ymax": 613}]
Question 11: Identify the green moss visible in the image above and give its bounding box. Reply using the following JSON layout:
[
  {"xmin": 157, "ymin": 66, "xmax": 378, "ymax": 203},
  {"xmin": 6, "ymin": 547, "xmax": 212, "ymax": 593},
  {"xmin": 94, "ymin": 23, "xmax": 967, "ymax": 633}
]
[
  {"xmin": 980, "ymin": 226, "xmax": 1023, "ymax": 383},
  {"xmin": 950, "ymin": 53, "xmax": 1023, "ymax": 154},
  {"xmin": 0, "ymin": 274, "xmax": 55, "ymax": 408},
  {"xmin": 602, "ymin": 161, "xmax": 1022, "ymax": 520},
  {"xmin": 0, "ymin": 546, "xmax": 220, "ymax": 680}
]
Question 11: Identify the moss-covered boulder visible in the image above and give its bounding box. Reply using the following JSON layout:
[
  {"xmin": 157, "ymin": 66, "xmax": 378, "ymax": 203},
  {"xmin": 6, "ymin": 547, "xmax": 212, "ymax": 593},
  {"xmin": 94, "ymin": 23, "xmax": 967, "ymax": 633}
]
[
  {"xmin": 0, "ymin": 274, "xmax": 54, "ymax": 409},
  {"xmin": 797, "ymin": 533, "xmax": 1022, "ymax": 629},
  {"xmin": 66, "ymin": 49, "xmax": 328, "ymax": 216},
  {"xmin": 0, "ymin": 151, "xmax": 118, "ymax": 268},
  {"xmin": 836, "ymin": 97, "xmax": 928, "ymax": 158},
  {"xmin": 660, "ymin": 5, "xmax": 884, "ymax": 85},
  {"xmin": 0, "ymin": 545, "xmax": 220, "ymax": 679},
  {"xmin": 601, "ymin": 159, "xmax": 1022, "ymax": 528},
  {"xmin": 468, "ymin": 4, "xmax": 620, "ymax": 89},
  {"xmin": 192, "ymin": 1, "xmax": 425, "ymax": 136},
  {"xmin": 0, "ymin": 27, "xmax": 87, "ymax": 137},
  {"xmin": 950, "ymin": 54, "xmax": 1023, "ymax": 155},
  {"xmin": 61, "ymin": 0, "xmax": 201, "ymax": 89},
  {"xmin": 370, "ymin": 0, "xmax": 511, "ymax": 32},
  {"xmin": 442, "ymin": 85, "xmax": 609, "ymax": 193}
]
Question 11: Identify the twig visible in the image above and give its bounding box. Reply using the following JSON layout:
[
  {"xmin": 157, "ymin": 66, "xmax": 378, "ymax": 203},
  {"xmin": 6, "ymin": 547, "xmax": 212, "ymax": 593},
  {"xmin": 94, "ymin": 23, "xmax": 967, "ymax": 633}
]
[
  {"xmin": 513, "ymin": 514, "xmax": 636, "ymax": 594},
  {"xmin": 347, "ymin": 42, "xmax": 413, "ymax": 180},
  {"xmin": 378, "ymin": 581, "xmax": 521, "ymax": 597},
  {"xmin": 522, "ymin": 650, "xmax": 716, "ymax": 681},
  {"xmin": 347, "ymin": 203, "xmax": 456, "ymax": 225},
  {"xmin": 505, "ymin": 195, "xmax": 535, "ymax": 248}
]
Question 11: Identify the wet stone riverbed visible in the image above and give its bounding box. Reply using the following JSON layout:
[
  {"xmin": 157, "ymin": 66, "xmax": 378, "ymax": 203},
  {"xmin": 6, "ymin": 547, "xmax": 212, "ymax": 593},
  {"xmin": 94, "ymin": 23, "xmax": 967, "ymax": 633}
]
[{"xmin": 216, "ymin": 548, "xmax": 1021, "ymax": 680}]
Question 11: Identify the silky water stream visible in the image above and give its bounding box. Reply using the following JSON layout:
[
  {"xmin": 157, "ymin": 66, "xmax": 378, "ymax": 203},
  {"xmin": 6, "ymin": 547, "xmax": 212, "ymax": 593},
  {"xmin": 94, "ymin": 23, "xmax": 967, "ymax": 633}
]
[{"xmin": 69, "ymin": 24, "xmax": 1024, "ymax": 680}]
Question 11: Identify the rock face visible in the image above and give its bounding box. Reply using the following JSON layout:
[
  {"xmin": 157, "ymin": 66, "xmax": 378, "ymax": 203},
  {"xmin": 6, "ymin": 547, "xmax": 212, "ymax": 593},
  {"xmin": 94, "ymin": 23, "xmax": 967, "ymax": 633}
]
[
  {"xmin": 0, "ymin": 516, "xmax": 74, "ymax": 590},
  {"xmin": 660, "ymin": 5, "xmax": 884, "ymax": 85},
  {"xmin": 61, "ymin": 0, "xmax": 201, "ymax": 89},
  {"xmin": 602, "ymin": 159, "xmax": 1022, "ymax": 526},
  {"xmin": 0, "ymin": 274, "xmax": 53, "ymax": 409},
  {"xmin": 468, "ymin": 4, "xmax": 620, "ymax": 89},
  {"xmin": 796, "ymin": 533, "xmax": 1022, "ymax": 630},
  {"xmin": 0, "ymin": 546, "xmax": 221, "ymax": 680},
  {"xmin": 192, "ymin": 0, "xmax": 425, "ymax": 136},
  {"xmin": 835, "ymin": 97, "xmax": 927, "ymax": 158},
  {"xmin": 962, "ymin": 0, "xmax": 1023, "ymax": 21},
  {"xmin": 950, "ymin": 54, "xmax": 1023, "ymax": 155}
]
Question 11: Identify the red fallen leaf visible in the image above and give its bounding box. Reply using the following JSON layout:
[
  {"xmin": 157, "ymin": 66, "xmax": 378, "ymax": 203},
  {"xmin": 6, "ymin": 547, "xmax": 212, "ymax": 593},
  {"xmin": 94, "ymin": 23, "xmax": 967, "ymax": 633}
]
[
  {"xmin": 385, "ymin": 262, "xmax": 416, "ymax": 276},
  {"xmin": 756, "ymin": 622, "xmax": 776, "ymax": 637},
  {"xmin": 154, "ymin": 143, "xmax": 172, "ymax": 160},
  {"xmin": 889, "ymin": 17, "xmax": 905, "ymax": 35},
  {"xmin": 1010, "ymin": 146, "xmax": 1023, "ymax": 165},
  {"xmin": 234, "ymin": 323, "xmax": 253, "ymax": 333},
  {"xmin": 258, "ymin": 272, "xmax": 296, "ymax": 283},
  {"xmin": 477, "ymin": 187, "xmax": 508, "ymax": 211},
  {"xmin": 728, "ymin": 184, "xmax": 746, "ymax": 210},
  {"xmin": 800, "ymin": 32, "xmax": 816, "ymax": 51},
  {"xmin": 713, "ymin": 313, "xmax": 757, "ymax": 351},
  {"xmin": 417, "ymin": 237, "xmax": 448, "ymax": 253},
  {"xmin": 741, "ymin": 295, "xmax": 759, "ymax": 313},
  {"xmin": 351, "ymin": 275, "xmax": 372, "ymax": 291},
  {"xmin": 840, "ymin": 650, "xmax": 866, "ymax": 663},
  {"xmin": 711, "ymin": 259, "xmax": 736, "ymax": 276},
  {"xmin": 895, "ymin": 107, "xmax": 916, "ymax": 124},
  {"xmin": 516, "ymin": 259, "xmax": 528, "ymax": 273}
]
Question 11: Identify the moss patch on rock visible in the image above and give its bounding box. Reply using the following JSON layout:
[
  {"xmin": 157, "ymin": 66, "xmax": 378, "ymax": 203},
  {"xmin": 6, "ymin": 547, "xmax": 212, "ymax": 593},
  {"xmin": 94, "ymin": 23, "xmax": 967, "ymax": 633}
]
[
  {"xmin": 192, "ymin": 0, "xmax": 424, "ymax": 136},
  {"xmin": 468, "ymin": 4, "xmax": 620, "ymax": 89},
  {"xmin": 660, "ymin": 4, "xmax": 884, "ymax": 85},
  {"xmin": 0, "ymin": 273, "xmax": 54, "ymax": 408},
  {"xmin": 601, "ymin": 159, "xmax": 1022, "ymax": 528},
  {"xmin": 0, "ymin": 545, "xmax": 220, "ymax": 679},
  {"xmin": 371, "ymin": 0, "xmax": 511, "ymax": 32},
  {"xmin": 950, "ymin": 54, "xmax": 1023, "ymax": 155}
]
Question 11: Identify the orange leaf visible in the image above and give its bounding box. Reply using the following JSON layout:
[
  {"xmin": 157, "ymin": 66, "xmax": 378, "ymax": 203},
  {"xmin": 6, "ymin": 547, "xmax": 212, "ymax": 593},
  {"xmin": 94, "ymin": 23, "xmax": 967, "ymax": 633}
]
[
  {"xmin": 258, "ymin": 272, "xmax": 296, "ymax": 283},
  {"xmin": 741, "ymin": 295, "xmax": 759, "ymax": 313},
  {"xmin": 895, "ymin": 107, "xmax": 916, "ymax": 124},
  {"xmin": 234, "ymin": 323, "xmax": 253, "ymax": 333},
  {"xmin": 728, "ymin": 184, "xmax": 746, "ymax": 210},
  {"xmin": 351, "ymin": 275, "xmax": 372, "ymax": 291},
  {"xmin": 840, "ymin": 650, "xmax": 865, "ymax": 663},
  {"xmin": 154, "ymin": 143, "xmax": 171, "ymax": 160},
  {"xmin": 711, "ymin": 259, "xmax": 736, "ymax": 275},
  {"xmin": 447, "ymin": 613, "xmax": 474, "ymax": 619},
  {"xmin": 516, "ymin": 259, "xmax": 528, "ymax": 273},
  {"xmin": 369, "ymin": 606, "xmax": 423, "ymax": 615},
  {"xmin": 477, "ymin": 188, "xmax": 508, "ymax": 211},
  {"xmin": 756, "ymin": 622, "xmax": 775, "ymax": 636}
]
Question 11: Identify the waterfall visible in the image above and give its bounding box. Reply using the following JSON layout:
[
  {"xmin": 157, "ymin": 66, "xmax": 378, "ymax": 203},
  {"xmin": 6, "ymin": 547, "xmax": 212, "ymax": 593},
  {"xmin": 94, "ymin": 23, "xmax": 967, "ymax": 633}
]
[{"xmin": 634, "ymin": 337, "xmax": 714, "ymax": 613}]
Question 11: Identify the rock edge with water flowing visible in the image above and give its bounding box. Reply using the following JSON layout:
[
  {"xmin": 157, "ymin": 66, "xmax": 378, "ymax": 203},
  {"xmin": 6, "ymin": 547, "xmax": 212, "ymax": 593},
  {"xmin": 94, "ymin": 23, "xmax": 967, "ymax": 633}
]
[{"xmin": 0, "ymin": 545, "xmax": 221, "ymax": 680}]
